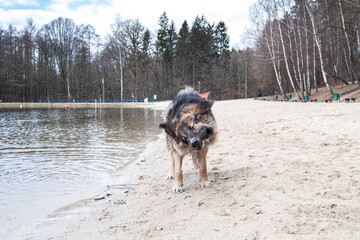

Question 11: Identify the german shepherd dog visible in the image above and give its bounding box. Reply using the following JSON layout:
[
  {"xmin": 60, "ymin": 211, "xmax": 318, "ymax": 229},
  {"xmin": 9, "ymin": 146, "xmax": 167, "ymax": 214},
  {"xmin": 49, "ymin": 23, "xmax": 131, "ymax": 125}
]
[{"xmin": 159, "ymin": 86, "xmax": 217, "ymax": 192}]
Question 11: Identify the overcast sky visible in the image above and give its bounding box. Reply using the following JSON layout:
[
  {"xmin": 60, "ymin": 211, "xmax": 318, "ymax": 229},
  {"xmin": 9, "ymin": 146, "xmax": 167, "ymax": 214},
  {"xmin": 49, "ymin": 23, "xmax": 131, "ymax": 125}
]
[{"xmin": 0, "ymin": 0, "xmax": 257, "ymax": 49}]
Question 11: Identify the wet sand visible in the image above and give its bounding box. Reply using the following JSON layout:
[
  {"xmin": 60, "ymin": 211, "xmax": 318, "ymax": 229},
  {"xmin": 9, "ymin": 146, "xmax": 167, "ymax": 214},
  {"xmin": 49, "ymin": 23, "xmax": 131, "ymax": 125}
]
[{"xmin": 33, "ymin": 99, "xmax": 360, "ymax": 239}]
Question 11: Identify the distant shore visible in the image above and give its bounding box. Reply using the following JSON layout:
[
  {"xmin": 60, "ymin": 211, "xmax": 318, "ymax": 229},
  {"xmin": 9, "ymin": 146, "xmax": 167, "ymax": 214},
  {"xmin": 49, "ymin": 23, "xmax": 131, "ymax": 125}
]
[
  {"xmin": 2, "ymin": 83, "xmax": 359, "ymax": 111},
  {"xmin": 0, "ymin": 101, "xmax": 170, "ymax": 110}
]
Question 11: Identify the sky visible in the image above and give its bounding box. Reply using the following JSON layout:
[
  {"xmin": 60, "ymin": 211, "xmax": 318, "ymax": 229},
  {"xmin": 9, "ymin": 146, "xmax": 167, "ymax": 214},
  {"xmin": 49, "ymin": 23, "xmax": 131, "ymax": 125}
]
[{"xmin": 0, "ymin": 0, "xmax": 257, "ymax": 49}]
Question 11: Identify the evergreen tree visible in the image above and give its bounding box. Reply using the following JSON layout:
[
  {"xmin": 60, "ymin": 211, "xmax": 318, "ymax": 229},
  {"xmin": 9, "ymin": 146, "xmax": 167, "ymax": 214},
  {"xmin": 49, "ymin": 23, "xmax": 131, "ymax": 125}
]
[
  {"xmin": 167, "ymin": 20, "xmax": 177, "ymax": 69},
  {"xmin": 189, "ymin": 15, "xmax": 214, "ymax": 89},
  {"xmin": 214, "ymin": 21, "xmax": 230, "ymax": 92},
  {"xmin": 142, "ymin": 29, "xmax": 151, "ymax": 53},
  {"xmin": 141, "ymin": 28, "xmax": 151, "ymax": 98},
  {"xmin": 155, "ymin": 12, "xmax": 178, "ymax": 98},
  {"xmin": 215, "ymin": 21, "xmax": 230, "ymax": 55},
  {"xmin": 156, "ymin": 12, "xmax": 169, "ymax": 58},
  {"xmin": 175, "ymin": 20, "xmax": 191, "ymax": 85}
]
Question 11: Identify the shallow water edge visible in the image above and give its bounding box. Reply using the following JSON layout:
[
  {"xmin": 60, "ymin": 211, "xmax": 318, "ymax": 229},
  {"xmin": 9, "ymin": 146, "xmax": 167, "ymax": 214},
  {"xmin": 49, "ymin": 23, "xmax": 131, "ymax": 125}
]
[
  {"xmin": 0, "ymin": 106, "xmax": 167, "ymax": 240},
  {"xmin": 23, "ymin": 134, "xmax": 165, "ymax": 240}
]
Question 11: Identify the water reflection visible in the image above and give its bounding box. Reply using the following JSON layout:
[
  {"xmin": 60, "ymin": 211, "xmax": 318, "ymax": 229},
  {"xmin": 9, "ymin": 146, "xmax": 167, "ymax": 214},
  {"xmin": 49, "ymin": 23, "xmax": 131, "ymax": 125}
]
[{"xmin": 0, "ymin": 108, "xmax": 162, "ymax": 239}]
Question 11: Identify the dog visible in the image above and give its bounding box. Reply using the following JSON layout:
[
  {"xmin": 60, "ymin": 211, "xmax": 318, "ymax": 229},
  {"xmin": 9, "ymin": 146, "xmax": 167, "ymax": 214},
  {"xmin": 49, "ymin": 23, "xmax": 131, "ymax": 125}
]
[{"xmin": 159, "ymin": 86, "xmax": 217, "ymax": 192}]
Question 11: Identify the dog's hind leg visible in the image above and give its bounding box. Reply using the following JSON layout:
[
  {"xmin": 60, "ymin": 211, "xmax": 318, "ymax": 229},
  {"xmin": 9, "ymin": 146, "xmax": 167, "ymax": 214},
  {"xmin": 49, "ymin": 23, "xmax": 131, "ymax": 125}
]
[{"xmin": 194, "ymin": 147, "xmax": 212, "ymax": 188}]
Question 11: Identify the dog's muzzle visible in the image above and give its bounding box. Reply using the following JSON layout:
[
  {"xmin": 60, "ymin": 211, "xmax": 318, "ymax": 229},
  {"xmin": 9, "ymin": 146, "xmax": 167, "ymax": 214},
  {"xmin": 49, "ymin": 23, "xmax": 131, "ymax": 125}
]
[{"xmin": 190, "ymin": 138, "xmax": 202, "ymax": 150}]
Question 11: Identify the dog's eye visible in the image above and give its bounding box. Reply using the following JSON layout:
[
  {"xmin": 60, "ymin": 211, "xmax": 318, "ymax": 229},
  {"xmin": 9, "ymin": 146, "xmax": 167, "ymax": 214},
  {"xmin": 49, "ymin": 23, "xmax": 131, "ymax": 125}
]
[
  {"xmin": 182, "ymin": 137, "xmax": 188, "ymax": 143},
  {"xmin": 188, "ymin": 125, "xmax": 194, "ymax": 130},
  {"xmin": 196, "ymin": 112, "xmax": 206, "ymax": 121}
]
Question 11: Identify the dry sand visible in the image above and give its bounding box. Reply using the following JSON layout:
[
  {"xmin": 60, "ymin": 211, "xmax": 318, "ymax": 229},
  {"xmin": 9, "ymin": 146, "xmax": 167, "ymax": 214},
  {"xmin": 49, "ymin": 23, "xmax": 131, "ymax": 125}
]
[{"xmin": 34, "ymin": 99, "xmax": 360, "ymax": 239}]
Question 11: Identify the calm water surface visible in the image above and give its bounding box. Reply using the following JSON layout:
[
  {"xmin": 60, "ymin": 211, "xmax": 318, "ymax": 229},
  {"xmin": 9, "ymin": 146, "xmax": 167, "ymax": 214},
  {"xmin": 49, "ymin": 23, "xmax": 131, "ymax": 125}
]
[{"xmin": 0, "ymin": 107, "xmax": 162, "ymax": 239}]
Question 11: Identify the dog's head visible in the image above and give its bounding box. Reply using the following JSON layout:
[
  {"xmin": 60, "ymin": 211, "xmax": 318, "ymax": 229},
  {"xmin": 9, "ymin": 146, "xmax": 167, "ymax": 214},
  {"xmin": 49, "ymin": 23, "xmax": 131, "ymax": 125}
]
[{"xmin": 160, "ymin": 100, "xmax": 215, "ymax": 150}]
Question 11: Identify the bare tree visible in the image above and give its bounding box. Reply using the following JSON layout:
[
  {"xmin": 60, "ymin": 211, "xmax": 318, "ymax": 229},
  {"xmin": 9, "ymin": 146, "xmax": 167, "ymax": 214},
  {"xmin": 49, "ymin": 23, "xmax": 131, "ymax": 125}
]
[
  {"xmin": 278, "ymin": 19, "xmax": 301, "ymax": 99},
  {"xmin": 41, "ymin": 17, "xmax": 78, "ymax": 99},
  {"xmin": 305, "ymin": 2, "xmax": 334, "ymax": 95},
  {"xmin": 339, "ymin": 0, "xmax": 360, "ymax": 86},
  {"xmin": 251, "ymin": 0, "xmax": 287, "ymax": 98},
  {"xmin": 22, "ymin": 18, "xmax": 37, "ymax": 101}
]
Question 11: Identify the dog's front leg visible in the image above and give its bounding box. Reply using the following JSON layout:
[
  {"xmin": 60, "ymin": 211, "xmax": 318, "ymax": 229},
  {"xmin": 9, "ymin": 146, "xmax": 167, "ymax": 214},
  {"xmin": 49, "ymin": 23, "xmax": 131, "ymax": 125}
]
[
  {"xmin": 171, "ymin": 154, "xmax": 184, "ymax": 192},
  {"xmin": 199, "ymin": 147, "xmax": 212, "ymax": 188},
  {"xmin": 166, "ymin": 151, "xmax": 175, "ymax": 180}
]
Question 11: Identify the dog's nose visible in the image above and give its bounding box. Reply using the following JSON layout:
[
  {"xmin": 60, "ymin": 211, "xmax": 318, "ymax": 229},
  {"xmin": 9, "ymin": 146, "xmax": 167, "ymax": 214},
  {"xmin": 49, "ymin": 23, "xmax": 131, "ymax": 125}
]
[{"xmin": 190, "ymin": 138, "xmax": 201, "ymax": 149}]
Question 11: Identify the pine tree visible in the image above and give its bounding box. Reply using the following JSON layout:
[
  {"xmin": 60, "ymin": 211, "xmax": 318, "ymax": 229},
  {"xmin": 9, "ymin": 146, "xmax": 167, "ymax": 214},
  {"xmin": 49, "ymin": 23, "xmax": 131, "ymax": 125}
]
[
  {"xmin": 142, "ymin": 29, "xmax": 151, "ymax": 53},
  {"xmin": 215, "ymin": 21, "xmax": 230, "ymax": 55},
  {"xmin": 175, "ymin": 21, "xmax": 191, "ymax": 84},
  {"xmin": 189, "ymin": 15, "xmax": 214, "ymax": 89},
  {"xmin": 156, "ymin": 12, "xmax": 178, "ymax": 98},
  {"xmin": 214, "ymin": 21, "xmax": 231, "ymax": 92},
  {"xmin": 156, "ymin": 12, "xmax": 169, "ymax": 61},
  {"xmin": 167, "ymin": 20, "xmax": 177, "ymax": 68}
]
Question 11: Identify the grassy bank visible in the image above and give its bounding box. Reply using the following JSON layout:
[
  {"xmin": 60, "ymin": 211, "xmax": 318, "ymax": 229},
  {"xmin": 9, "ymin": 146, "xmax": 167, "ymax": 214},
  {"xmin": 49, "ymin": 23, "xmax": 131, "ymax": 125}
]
[{"xmin": 263, "ymin": 83, "xmax": 360, "ymax": 102}]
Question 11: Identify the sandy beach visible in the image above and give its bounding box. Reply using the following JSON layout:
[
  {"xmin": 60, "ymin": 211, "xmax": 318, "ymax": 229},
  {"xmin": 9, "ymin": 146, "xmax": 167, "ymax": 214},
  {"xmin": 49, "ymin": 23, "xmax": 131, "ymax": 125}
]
[{"xmin": 30, "ymin": 99, "xmax": 360, "ymax": 239}]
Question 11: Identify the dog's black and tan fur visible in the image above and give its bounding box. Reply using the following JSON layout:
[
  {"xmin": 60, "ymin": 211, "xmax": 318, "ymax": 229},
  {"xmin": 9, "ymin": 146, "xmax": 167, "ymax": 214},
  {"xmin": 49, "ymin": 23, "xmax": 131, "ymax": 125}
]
[{"xmin": 160, "ymin": 86, "xmax": 217, "ymax": 192}]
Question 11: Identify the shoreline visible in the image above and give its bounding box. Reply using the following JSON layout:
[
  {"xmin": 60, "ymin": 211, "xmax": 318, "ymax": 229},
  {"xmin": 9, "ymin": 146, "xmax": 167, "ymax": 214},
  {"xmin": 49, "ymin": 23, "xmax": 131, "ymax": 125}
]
[
  {"xmin": 0, "ymin": 101, "xmax": 170, "ymax": 110},
  {"xmin": 1, "ymin": 104, "xmax": 166, "ymax": 240},
  {"xmin": 15, "ymin": 99, "xmax": 360, "ymax": 239},
  {"xmin": 23, "ymin": 134, "xmax": 166, "ymax": 240}
]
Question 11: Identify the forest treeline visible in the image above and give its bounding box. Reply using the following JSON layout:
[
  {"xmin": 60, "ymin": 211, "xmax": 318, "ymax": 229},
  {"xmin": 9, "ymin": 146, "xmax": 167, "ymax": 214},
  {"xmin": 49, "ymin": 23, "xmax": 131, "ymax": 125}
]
[
  {"xmin": 1, "ymin": 0, "xmax": 359, "ymax": 102},
  {"xmin": 0, "ymin": 12, "xmax": 251, "ymax": 102},
  {"xmin": 250, "ymin": 0, "xmax": 360, "ymax": 99}
]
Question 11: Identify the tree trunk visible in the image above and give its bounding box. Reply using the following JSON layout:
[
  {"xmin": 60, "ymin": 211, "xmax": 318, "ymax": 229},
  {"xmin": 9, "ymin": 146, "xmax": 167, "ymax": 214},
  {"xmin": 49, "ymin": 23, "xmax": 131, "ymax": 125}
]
[
  {"xmin": 304, "ymin": 4, "xmax": 311, "ymax": 95},
  {"xmin": 266, "ymin": 20, "xmax": 286, "ymax": 98},
  {"xmin": 313, "ymin": 35, "xmax": 318, "ymax": 92},
  {"xmin": 294, "ymin": 21, "xmax": 304, "ymax": 97},
  {"xmin": 119, "ymin": 45, "xmax": 124, "ymax": 101},
  {"xmin": 306, "ymin": 3, "xmax": 334, "ymax": 95},
  {"xmin": 297, "ymin": 21, "xmax": 306, "ymax": 95},
  {"xmin": 287, "ymin": 20, "xmax": 302, "ymax": 96},
  {"xmin": 66, "ymin": 75, "xmax": 71, "ymax": 100},
  {"xmin": 278, "ymin": 20, "xmax": 301, "ymax": 100},
  {"xmin": 339, "ymin": 0, "xmax": 360, "ymax": 86},
  {"xmin": 339, "ymin": 0, "xmax": 354, "ymax": 83}
]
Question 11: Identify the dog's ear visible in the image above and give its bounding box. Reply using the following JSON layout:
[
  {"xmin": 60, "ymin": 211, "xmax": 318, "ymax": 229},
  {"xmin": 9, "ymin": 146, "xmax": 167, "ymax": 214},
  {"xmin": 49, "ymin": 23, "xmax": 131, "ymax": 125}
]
[
  {"xmin": 159, "ymin": 123, "xmax": 177, "ymax": 139},
  {"xmin": 205, "ymin": 100, "xmax": 214, "ymax": 109},
  {"xmin": 198, "ymin": 100, "xmax": 214, "ymax": 111}
]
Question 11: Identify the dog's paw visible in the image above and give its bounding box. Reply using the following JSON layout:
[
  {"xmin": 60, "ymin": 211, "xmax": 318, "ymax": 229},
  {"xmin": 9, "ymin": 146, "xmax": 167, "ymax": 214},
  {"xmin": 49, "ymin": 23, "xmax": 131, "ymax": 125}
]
[
  {"xmin": 165, "ymin": 173, "xmax": 174, "ymax": 180},
  {"xmin": 200, "ymin": 181, "xmax": 212, "ymax": 188},
  {"xmin": 170, "ymin": 186, "xmax": 184, "ymax": 193}
]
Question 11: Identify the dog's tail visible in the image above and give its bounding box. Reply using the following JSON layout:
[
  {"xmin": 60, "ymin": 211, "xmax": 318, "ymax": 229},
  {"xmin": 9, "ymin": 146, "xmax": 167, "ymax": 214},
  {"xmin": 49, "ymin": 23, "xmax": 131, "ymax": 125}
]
[{"xmin": 177, "ymin": 85, "xmax": 198, "ymax": 96}]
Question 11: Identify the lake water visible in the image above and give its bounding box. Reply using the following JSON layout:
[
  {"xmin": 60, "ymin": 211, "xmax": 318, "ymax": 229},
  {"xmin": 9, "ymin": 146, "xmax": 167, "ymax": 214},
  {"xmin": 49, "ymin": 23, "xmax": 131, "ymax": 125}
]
[{"xmin": 0, "ymin": 107, "xmax": 162, "ymax": 239}]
